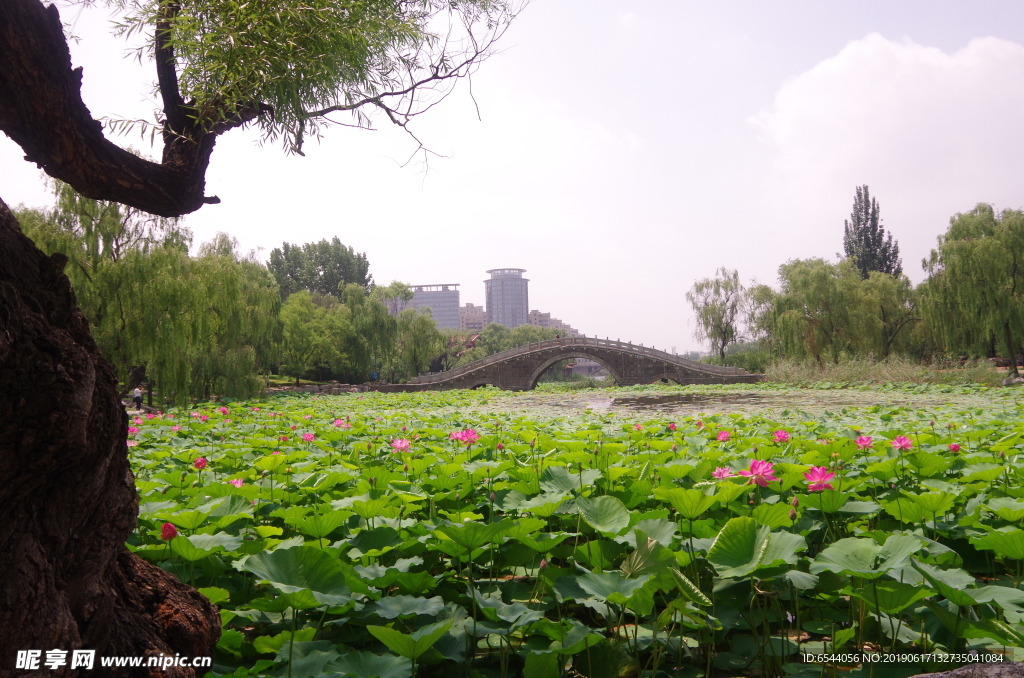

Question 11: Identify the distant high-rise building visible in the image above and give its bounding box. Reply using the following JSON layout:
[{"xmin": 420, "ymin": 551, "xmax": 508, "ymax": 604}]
[
  {"xmin": 485, "ymin": 268, "xmax": 529, "ymax": 328},
  {"xmin": 409, "ymin": 284, "xmax": 460, "ymax": 330},
  {"xmin": 459, "ymin": 303, "xmax": 488, "ymax": 332}
]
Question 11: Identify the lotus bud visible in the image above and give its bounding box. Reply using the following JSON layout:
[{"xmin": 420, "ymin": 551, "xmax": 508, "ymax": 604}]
[
  {"xmin": 672, "ymin": 444, "xmax": 678, "ymax": 452},
  {"xmin": 404, "ymin": 464, "xmax": 409, "ymax": 472},
  {"xmin": 790, "ymin": 496, "xmax": 799, "ymax": 507},
  {"xmin": 789, "ymin": 509, "xmax": 797, "ymax": 521},
  {"xmin": 497, "ymin": 443, "xmax": 504, "ymax": 450},
  {"xmin": 489, "ymin": 492, "xmax": 496, "ymax": 502},
  {"xmin": 161, "ymin": 523, "xmax": 178, "ymax": 540},
  {"xmin": 539, "ymin": 558, "xmax": 548, "ymax": 570}
]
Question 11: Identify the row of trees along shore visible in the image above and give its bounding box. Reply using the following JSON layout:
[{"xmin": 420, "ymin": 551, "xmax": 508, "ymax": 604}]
[
  {"xmin": 688, "ymin": 185, "xmax": 1024, "ymax": 378},
  {"xmin": 16, "ymin": 182, "xmax": 454, "ymax": 404}
]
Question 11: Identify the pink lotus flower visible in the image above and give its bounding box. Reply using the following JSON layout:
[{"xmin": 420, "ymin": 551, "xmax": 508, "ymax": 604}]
[
  {"xmin": 391, "ymin": 438, "xmax": 411, "ymax": 452},
  {"xmin": 290, "ymin": 425, "xmax": 297, "ymax": 430},
  {"xmin": 891, "ymin": 436, "xmax": 914, "ymax": 451},
  {"xmin": 302, "ymin": 433, "xmax": 315, "ymax": 442},
  {"xmin": 696, "ymin": 420, "xmax": 705, "ymax": 429},
  {"xmin": 193, "ymin": 457, "xmax": 207, "ymax": 470},
  {"xmin": 224, "ymin": 419, "xmax": 231, "ymax": 423},
  {"xmin": 272, "ymin": 450, "xmax": 281, "ymax": 455},
  {"xmin": 171, "ymin": 425, "xmax": 182, "ymax": 432},
  {"xmin": 949, "ymin": 443, "xmax": 961, "ymax": 452},
  {"xmin": 634, "ymin": 424, "xmax": 643, "ymax": 430},
  {"xmin": 497, "ymin": 443, "xmax": 504, "ymax": 450},
  {"xmin": 668, "ymin": 422, "xmax": 676, "ymax": 431},
  {"xmin": 252, "ymin": 407, "xmax": 261, "ymax": 412},
  {"xmin": 717, "ymin": 431, "xmax": 731, "ymax": 442},
  {"xmin": 134, "ymin": 417, "xmax": 144, "ymax": 425},
  {"xmin": 773, "ymin": 430, "xmax": 790, "ymax": 444},
  {"xmin": 191, "ymin": 411, "xmax": 201, "ymax": 418},
  {"xmin": 161, "ymin": 523, "xmax": 178, "ymax": 540},
  {"xmin": 712, "ymin": 467, "xmax": 734, "ymax": 479},
  {"xmin": 218, "ymin": 407, "xmax": 229, "ymax": 415},
  {"xmin": 227, "ymin": 478, "xmax": 244, "ymax": 488},
  {"xmin": 856, "ymin": 436, "xmax": 873, "ymax": 449},
  {"xmin": 199, "ymin": 415, "xmax": 209, "ymax": 422},
  {"xmin": 303, "ymin": 415, "xmax": 312, "ymax": 420},
  {"xmin": 450, "ymin": 429, "xmax": 480, "ymax": 444},
  {"xmin": 738, "ymin": 459, "xmax": 778, "ymax": 487},
  {"xmin": 803, "ymin": 466, "xmax": 835, "ymax": 492},
  {"xmin": 280, "ymin": 436, "xmax": 288, "ymax": 442},
  {"xmin": 127, "ymin": 426, "xmax": 139, "ymax": 435},
  {"xmin": 126, "ymin": 440, "xmax": 139, "ymax": 447},
  {"xmin": 146, "ymin": 413, "xmax": 156, "ymax": 419}
]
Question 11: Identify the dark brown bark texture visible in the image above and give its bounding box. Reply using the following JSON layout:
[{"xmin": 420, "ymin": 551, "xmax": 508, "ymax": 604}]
[
  {"xmin": 0, "ymin": 0, "xmax": 224, "ymax": 218},
  {"xmin": 0, "ymin": 199, "xmax": 219, "ymax": 677}
]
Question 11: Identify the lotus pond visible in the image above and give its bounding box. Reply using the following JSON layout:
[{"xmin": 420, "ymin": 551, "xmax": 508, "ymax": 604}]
[{"xmin": 126, "ymin": 383, "xmax": 1024, "ymax": 678}]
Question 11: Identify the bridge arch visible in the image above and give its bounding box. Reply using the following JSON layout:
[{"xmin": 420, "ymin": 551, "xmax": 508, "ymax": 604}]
[{"xmin": 525, "ymin": 351, "xmax": 622, "ymax": 389}]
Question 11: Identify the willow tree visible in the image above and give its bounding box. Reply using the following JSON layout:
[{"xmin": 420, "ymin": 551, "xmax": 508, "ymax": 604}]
[
  {"xmin": 278, "ymin": 291, "xmax": 354, "ymax": 385},
  {"xmin": 0, "ymin": 0, "xmax": 518, "ymax": 669},
  {"xmin": 773, "ymin": 259, "xmax": 863, "ymax": 365},
  {"xmin": 21, "ymin": 196, "xmax": 279, "ymax": 404},
  {"xmin": 923, "ymin": 204, "xmax": 1024, "ymax": 375},
  {"xmin": 686, "ymin": 267, "xmax": 743, "ymax": 362}
]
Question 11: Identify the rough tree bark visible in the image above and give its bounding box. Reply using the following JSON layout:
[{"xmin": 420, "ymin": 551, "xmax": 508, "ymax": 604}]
[{"xmin": 0, "ymin": 199, "xmax": 219, "ymax": 676}]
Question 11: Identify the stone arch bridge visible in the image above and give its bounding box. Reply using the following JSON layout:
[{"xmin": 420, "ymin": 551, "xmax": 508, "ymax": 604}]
[{"xmin": 376, "ymin": 337, "xmax": 761, "ymax": 392}]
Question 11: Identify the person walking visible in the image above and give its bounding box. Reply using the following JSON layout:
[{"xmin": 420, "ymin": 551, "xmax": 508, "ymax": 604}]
[{"xmin": 132, "ymin": 386, "xmax": 143, "ymax": 410}]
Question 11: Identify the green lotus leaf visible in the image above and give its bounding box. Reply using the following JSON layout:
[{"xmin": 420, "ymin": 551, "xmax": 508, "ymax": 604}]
[
  {"xmin": 576, "ymin": 496, "xmax": 630, "ymax": 535},
  {"xmin": 329, "ymin": 651, "xmax": 412, "ymax": 678},
  {"xmin": 238, "ymin": 544, "xmax": 372, "ymax": 608},
  {"xmin": 971, "ymin": 528, "xmax": 1024, "ymax": 560},
  {"xmin": 810, "ymin": 534, "xmax": 924, "ymax": 579},
  {"xmin": 366, "ymin": 619, "xmax": 453, "ymax": 660},
  {"xmin": 372, "ymin": 595, "xmax": 445, "ymax": 620},
  {"xmin": 706, "ymin": 517, "xmax": 769, "ymax": 578},
  {"xmin": 653, "ymin": 487, "xmax": 716, "ymax": 519}
]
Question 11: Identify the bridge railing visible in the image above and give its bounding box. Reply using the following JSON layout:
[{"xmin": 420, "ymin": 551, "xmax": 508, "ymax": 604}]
[{"xmin": 408, "ymin": 336, "xmax": 752, "ymax": 385}]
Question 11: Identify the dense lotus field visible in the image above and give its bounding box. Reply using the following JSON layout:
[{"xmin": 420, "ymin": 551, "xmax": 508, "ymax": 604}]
[{"xmin": 126, "ymin": 385, "xmax": 1024, "ymax": 678}]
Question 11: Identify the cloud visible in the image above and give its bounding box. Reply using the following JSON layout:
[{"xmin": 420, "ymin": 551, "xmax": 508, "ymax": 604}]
[{"xmin": 749, "ymin": 33, "xmax": 1024, "ymax": 278}]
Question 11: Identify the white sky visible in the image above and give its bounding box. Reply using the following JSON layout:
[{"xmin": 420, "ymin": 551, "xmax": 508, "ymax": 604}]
[{"xmin": 5, "ymin": 1, "xmax": 1024, "ymax": 353}]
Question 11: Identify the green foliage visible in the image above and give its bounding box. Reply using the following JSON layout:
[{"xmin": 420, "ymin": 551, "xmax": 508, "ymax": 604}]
[
  {"xmin": 923, "ymin": 204, "xmax": 1024, "ymax": 374},
  {"xmin": 686, "ymin": 267, "xmax": 743, "ymax": 361},
  {"xmin": 17, "ymin": 185, "xmax": 279, "ymax": 403},
  {"xmin": 843, "ymin": 184, "xmax": 902, "ymax": 278},
  {"xmin": 127, "ymin": 385, "xmax": 1024, "ymax": 675},
  {"xmin": 449, "ymin": 323, "xmax": 565, "ymax": 368},
  {"xmin": 268, "ymin": 238, "xmax": 371, "ymax": 299},
  {"xmin": 113, "ymin": 0, "xmax": 517, "ymax": 152}
]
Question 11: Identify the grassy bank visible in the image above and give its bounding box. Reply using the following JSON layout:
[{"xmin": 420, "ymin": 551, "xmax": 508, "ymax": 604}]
[{"xmin": 762, "ymin": 356, "xmax": 1003, "ymax": 387}]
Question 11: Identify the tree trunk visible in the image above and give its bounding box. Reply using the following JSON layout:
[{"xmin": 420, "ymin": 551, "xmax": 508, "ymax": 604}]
[{"xmin": 0, "ymin": 199, "xmax": 219, "ymax": 677}]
